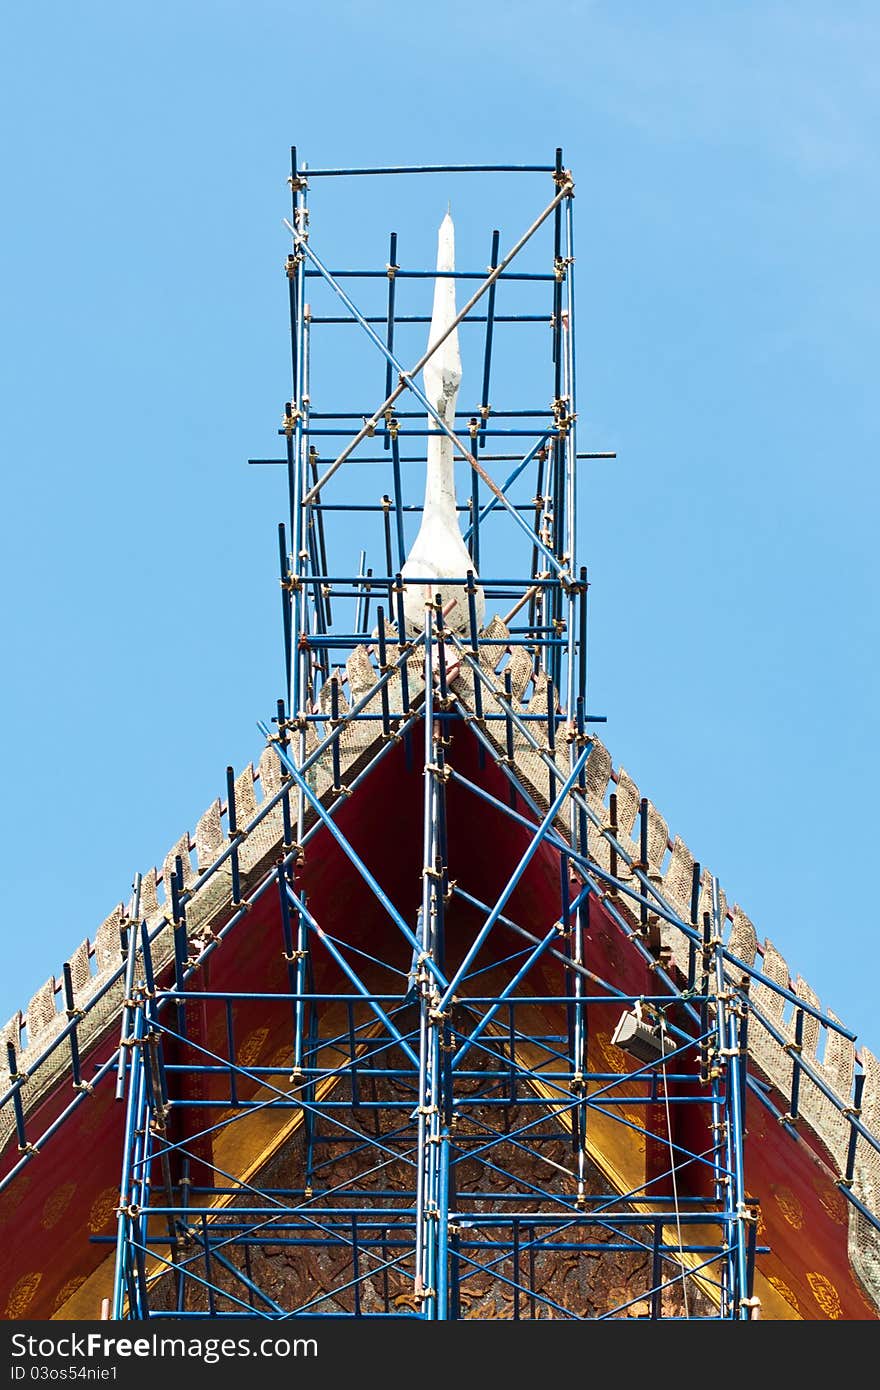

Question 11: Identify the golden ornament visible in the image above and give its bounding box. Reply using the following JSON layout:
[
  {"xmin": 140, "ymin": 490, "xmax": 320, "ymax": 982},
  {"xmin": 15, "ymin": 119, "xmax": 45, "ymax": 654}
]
[
  {"xmin": 53, "ymin": 1275, "xmax": 87, "ymax": 1312},
  {"xmin": 238, "ymin": 1027, "xmax": 269, "ymax": 1069},
  {"xmin": 6, "ymin": 1271, "xmax": 42, "ymax": 1318},
  {"xmin": 41, "ymin": 1180, "xmax": 76, "ymax": 1230},
  {"xmin": 773, "ymin": 1185, "xmax": 804, "ymax": 1230},
  {"xmin": 767, "ymin": 1273, "xmax": 800, "ymax": 1312},
  {"xmin": 88, "ymin": 1186, "xmax": 118, "ymax": 1233},
  {"xmin": 807, "ymin": 1271, "xmax": 842, "ymax": 1319}
]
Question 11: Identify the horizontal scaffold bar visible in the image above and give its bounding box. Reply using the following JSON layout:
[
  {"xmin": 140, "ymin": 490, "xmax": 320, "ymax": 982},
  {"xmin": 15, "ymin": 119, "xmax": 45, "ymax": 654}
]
[{"xmin": 299, "ymin": 164, "xmax": 557, "ymax": 177}]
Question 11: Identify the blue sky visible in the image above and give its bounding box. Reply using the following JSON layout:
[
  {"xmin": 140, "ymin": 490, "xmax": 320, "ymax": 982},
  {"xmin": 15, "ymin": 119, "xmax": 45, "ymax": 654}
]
[{"xmin": 2, "ymin": 2, "xmax": 878, "ymax": 1050}]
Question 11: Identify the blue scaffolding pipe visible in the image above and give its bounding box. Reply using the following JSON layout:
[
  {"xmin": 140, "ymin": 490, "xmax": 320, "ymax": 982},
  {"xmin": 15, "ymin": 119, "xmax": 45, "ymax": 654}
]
[
  {"xmin": 451, "ymin": 926, "xmax": 568, "ymax": 1068},
  {"xmin": 450, "ymin": 645, "xmax": 861, "ymax": 1043},
  {"xmin": 461, "ymin": 432, "xmax": 553, "ymax": 543},
  {"xmin": 97, "ymin": 151, "xmax": 832, "ymax": 1323},
  {"xmin": 262, "ymin": 722, "xmax": 448, "ymax": 990},
  {"xmin": 300, "ymin": 164, "xmax": 557, "ymax": 176},
  {"xmin": 437, "ymin": 741, "xmax": 591, "ymax": 1011},
  {"xmin": 289, "ymin": 178, "xmax": 571, "ymax": 499},
  {"xmin": 307, "ymin": 313, "xmax": 550, "ymax": 325},
  {"xmin": 285, "ymin": 882, "xmax": 420, "ymax": 1069},
  {"xmin": 290, "ymin": 233, "xmax": 570, "ymax": 579}
]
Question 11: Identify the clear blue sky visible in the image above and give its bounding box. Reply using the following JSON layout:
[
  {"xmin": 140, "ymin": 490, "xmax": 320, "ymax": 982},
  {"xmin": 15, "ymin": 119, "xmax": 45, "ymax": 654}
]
[{"xmin": 2, "ymin": 2, "xmax": 878, "ymax": 1051}]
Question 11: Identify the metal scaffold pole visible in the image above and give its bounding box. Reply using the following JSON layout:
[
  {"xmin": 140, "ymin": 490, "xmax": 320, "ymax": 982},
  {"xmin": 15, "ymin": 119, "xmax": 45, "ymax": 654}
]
[{"xmin": 108, "ymin": 150, "xmax": 766, "ymax": 1322}]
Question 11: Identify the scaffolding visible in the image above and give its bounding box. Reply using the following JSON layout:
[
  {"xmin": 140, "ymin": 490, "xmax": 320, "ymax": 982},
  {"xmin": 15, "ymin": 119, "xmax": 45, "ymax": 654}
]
[{"xmin": 100, "ymin": 152, "xmax": 851, "ymax": 1320}]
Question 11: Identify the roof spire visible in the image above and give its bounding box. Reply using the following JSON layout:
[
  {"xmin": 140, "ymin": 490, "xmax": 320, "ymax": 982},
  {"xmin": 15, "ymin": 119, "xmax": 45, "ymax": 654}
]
[{"xmin": 400, "ymin": 212, "xmax": 485, "ymax": 636}]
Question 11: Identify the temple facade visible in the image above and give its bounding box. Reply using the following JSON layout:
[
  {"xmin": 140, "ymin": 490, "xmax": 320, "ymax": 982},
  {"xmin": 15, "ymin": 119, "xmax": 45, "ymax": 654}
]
[{"xmin": 2, "ymin": 152, "xmax": 878, "ymax": 1322}]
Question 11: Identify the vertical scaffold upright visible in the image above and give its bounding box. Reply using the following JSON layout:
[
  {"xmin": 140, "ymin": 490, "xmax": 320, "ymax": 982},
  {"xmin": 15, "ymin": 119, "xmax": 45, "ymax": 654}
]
[{"xmin": 112, "ymin": 151, "xmax": 757, "ymax": 1320}]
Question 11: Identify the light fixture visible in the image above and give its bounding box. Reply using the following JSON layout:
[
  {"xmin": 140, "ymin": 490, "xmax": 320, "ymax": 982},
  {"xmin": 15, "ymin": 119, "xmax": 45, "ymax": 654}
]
[{"xmin": 611, "ymin": 1006, "xmax": 673, "ymax": 1064}]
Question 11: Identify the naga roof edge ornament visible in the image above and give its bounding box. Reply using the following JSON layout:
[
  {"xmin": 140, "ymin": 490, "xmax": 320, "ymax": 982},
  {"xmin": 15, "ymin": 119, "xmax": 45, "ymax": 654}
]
[{"xmin": 401, "ymin": 211, "xmax": 486, "ymax": 635}]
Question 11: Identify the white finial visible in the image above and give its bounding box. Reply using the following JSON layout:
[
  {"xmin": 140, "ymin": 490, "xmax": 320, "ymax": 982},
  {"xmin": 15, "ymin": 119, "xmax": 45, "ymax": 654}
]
[{"xmin": 401, "ymin": 213, "xmax": 486, "ymax": 637}]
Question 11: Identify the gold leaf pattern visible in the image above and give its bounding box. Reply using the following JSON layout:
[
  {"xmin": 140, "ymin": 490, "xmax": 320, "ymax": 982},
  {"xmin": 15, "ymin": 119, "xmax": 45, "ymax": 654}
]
[
  {"xmin": 814, "ymin": 1183, "xmax": 847, "ymax": 1225},
  {"xmin": 0, "ymin": 1176, "xmax": 30, "ymax": 1229},
  {"xmin": 53, "ymin": 1275, "xmax": 87, "ymax": 1312},
  {"xmin": 238, "ymin": 1027, "xmax": 269, "ymax": 1069},
  {"xmin": 6, "ymin": 1271, "xmax": 42, "ymax": 1318},
  {"xmin": 773, "ymin": 1185, "xmax": 804, "ymax": 1230},
  {"xmin": 767, "ymin": 1273, "xmax": 800, "ymax": 1312},
  {"xmin": 41, "ymin": 1180, "xmax": 76, "ymax": 1230},
  {"xmin": 592, "ymin": 1031, "xmax": 625, "ymax": 1073},
  {"xmin": 88, "ymin": 1186, "xmax": 118, "ymax": 1233},
  {"xmin": 807, "ymin": 1271, "xmax": 842, "ymax": 1319}
]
